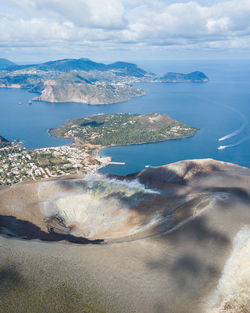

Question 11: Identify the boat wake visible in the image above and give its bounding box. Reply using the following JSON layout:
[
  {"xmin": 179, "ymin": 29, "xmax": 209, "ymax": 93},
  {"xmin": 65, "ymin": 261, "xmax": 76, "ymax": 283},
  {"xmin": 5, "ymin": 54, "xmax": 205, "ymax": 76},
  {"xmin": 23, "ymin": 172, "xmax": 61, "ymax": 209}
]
[
  {"xmin": 218, "ymin": 109, "xmax": 247, "ymax": 142},
  {"xmin": 193, "ymin": 95, "xmax": 249, "ymax": 151},
  {"xmin": 218, "ymin": 123, "xmax": 245, "ymax": 142},
  {"xmin": 218, "ymin": 136, "xmax": 250, "ymax": 150}
]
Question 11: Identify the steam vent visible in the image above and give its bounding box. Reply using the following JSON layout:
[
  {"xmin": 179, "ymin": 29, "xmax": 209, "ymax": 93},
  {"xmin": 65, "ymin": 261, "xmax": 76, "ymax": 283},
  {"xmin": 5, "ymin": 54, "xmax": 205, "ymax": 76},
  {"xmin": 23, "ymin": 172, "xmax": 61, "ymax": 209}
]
[{"xmin": 1, "ymin": 159, "xmax": 250, "ymax": 313}]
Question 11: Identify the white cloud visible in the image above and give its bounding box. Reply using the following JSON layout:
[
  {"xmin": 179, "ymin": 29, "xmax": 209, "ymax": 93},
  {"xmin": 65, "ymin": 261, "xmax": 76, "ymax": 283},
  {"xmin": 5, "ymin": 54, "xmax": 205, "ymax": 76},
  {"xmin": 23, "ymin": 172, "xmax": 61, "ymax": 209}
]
[
  {"xmin": 0, "ymin": 14, "xmax": 76, "ymax": 43},
  {"xmin": 0, "ymin": 0, "xmax": 250, "ymax": 57},
  {"xmin": 121, "ymin": 0, "xmax": 250, "ymax": 44},
  {"xmin": 6, "ymin": 0, "xmax": 126, "ymax": 29}
]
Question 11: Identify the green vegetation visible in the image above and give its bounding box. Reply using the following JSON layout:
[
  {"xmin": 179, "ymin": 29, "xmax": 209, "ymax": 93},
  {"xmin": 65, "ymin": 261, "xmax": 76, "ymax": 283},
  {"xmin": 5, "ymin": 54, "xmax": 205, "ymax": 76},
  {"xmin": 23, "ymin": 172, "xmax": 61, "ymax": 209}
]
[
  {"xmin": 0, "ymin": 74, "xmax": 40, "ymax": 87},
  {"xmin": 5, "ymin": 58, "xmax": 147, "ymax": 77},
  {"xmin": 0, "ymin": 144, "xmax": 105, "ymax": 185},
  {"xmin": 0, "ymin": 112, "xmax": 197, "ymax": 186},
  {"xmin": 35, "ymin": 73, "xmax": 145, "ymax": 105},
  {"xmin": 30, "ymin": 151, "xmax": 67, "ymax": 167},
  {"xmin": 0, "ymin": 58, "xmax": 209, "ymax": 105},
  {"xmin": 52, "ymin": 113, "xmax": 198, "ymax": 146}
]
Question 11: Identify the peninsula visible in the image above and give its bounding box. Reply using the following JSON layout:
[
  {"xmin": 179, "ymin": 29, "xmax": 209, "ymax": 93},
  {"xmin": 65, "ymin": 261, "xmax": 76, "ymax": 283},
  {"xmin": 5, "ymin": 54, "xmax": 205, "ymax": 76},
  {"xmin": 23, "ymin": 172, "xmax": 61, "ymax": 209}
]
[
  {"xmin": 0, "ymin": 113, "xmax": 197, "ymax": 186},
  {"xmin": 0, "ymin": 58, "xmax": 209, "ymax": 105},
  {"xmin": 51, "ymin": 113, "xmax": 197, "ymax": 146}
]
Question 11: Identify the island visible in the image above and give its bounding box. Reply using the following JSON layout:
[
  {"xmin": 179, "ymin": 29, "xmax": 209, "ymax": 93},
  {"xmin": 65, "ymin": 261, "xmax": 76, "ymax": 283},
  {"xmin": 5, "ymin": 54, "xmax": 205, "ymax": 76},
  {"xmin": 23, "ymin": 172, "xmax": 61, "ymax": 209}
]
[
  {"xmin": 51, "ymin": 113, "xmax": 197, "ymax": 146},
  {"xmin": 0, "ymin": 113, "xmax": 197, "ymax": 185},
  {"xmin": 0, "ymin": 58, "xmax": 209, "ymax": 105},
  {"xmin": 160, "ymin": 71, "xmax": 209, "ymax": 82}
]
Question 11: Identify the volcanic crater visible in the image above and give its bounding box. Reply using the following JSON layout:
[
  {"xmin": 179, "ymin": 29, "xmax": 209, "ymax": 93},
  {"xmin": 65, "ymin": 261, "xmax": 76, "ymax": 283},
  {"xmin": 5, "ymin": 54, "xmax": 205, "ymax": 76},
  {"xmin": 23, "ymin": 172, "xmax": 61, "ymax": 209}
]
[{"xmin": 1, "ymin": 159, "xmax": 248, "ymax": 245}]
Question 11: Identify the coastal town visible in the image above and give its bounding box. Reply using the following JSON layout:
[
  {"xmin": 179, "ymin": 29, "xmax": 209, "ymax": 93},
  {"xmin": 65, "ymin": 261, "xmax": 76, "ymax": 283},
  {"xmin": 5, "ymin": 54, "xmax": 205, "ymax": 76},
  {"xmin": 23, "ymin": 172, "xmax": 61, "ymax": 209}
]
[
  {"xmin": 0, "ymin": 142, "xmax": 110, "ymax": 185},
  {"xmin": 0, "ymin": 112, "xmax": 197, "ymax": 186}
]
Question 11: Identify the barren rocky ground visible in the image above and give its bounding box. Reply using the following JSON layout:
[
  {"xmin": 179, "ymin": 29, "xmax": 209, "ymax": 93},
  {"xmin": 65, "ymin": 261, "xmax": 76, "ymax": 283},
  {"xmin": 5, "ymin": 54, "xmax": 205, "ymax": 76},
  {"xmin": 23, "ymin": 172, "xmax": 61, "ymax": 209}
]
[{"xmin": 0, "ymin": 159, "xmax": 249, "ymax": 313}]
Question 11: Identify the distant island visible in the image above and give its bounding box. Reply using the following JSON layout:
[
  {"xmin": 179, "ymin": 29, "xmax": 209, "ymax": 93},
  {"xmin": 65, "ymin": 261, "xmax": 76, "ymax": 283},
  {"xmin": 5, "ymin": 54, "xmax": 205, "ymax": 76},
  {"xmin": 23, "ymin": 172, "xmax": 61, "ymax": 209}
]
[
  {"xmin": 160, "ymin": 71, "xmax": 209, "ymax": 83},
  {"xmin": 51, "ymin": 113, "xmax": 197, "ymax": 146},
  {"xmin": 0, "ymin": 58, "xmax": 209, "ymax": 105}
]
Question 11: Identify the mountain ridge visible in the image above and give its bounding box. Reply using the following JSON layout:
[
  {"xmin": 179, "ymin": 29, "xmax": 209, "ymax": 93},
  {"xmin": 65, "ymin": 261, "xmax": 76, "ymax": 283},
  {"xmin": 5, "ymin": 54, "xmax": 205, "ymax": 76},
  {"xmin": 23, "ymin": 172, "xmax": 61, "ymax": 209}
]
[
  {"xmin": 0, "ymin": 58, "xmax": 16, "ymax": 70},
  {"xmin": 0, "ymin": 58, "xmax": 209, "ymax": 104},
  {"xmin": 5, "ymin": 58, "xmax": 147, "ymax": 77}
]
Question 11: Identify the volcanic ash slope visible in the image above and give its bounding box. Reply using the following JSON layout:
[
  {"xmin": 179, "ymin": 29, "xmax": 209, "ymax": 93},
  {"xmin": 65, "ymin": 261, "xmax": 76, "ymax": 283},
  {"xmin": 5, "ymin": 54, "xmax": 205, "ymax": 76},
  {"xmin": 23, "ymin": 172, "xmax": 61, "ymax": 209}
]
[{"xmin": 0, "ymin": 159, "xmax": 250, "ymax": 313}]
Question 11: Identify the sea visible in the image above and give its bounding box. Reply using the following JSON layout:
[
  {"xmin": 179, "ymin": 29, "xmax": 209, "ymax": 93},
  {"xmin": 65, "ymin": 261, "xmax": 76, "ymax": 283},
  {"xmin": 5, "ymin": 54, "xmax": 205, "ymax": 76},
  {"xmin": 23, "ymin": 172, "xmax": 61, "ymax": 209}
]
[{"xmin": 0, "ymin": 59, "xmax": 250, "ymax": 176}]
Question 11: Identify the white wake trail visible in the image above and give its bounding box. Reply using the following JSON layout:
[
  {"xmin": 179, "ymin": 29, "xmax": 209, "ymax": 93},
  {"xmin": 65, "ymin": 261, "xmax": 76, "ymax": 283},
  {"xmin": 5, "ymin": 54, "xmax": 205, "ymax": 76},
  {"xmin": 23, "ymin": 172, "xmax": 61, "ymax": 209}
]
[
  {"xmin": 218, "ymin": 109, "xmax": 247, "ymax": 142},
  {"xmin": 218, "ymin": 136, "xmax": 250, "ymax": 150},
  {"xmin": 218, "ymin": 124, "xmax": 246, "ymax": 141}
]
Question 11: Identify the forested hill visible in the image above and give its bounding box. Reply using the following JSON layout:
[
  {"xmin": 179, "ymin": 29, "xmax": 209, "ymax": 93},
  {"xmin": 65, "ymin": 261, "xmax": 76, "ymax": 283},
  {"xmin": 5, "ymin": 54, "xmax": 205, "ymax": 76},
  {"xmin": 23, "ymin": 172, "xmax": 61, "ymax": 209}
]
[
  {"xmin": 5, "ymin": 58, "xmax": 147, "ymax": 77},
  {"xmin": 51, "ymin": 113, "xmax": 198, "ymax": 146}
]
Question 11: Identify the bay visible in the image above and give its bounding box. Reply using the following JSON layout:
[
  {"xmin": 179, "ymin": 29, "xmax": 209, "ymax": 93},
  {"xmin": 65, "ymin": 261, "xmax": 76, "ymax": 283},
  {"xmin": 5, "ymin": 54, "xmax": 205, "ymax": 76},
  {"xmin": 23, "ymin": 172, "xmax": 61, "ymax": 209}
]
[{"xmin": 0, "ymin": 59, "xmax": 249, "ymax": 175}]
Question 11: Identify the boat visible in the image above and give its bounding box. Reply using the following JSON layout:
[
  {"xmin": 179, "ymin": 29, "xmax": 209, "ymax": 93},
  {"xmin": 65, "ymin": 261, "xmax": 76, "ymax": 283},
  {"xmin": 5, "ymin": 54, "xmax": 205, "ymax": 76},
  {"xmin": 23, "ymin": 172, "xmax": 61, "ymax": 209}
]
[
  {"xmin": 18, "ymin": 101, "xmax": 22, "ymax": 105},
  {"xmin": 217, "ymin": 145, "xmax": 226, "ymax": 150}
]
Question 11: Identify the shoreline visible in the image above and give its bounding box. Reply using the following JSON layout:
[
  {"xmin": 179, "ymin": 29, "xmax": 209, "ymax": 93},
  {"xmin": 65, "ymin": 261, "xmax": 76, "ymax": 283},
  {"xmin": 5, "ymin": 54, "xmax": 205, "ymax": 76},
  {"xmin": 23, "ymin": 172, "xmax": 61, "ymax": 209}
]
[
  {"xmin": 33, "ymin": 89, "xmax": 146, "ymax": 105},
  {"xmin": 49, "ymin": 123, "xmax": 198, "ymax": 173},
  {"xmin": 0, "ymin": 140, "xmax": 112, "ymax": 186},
  {"xmin": 0, "ymin": 84, "xmax": 146, "ymax": 106},
  {"xmin": 0, "ymin": 125, "xmax": 198, "ymax": 186},
  {"xmin": 0, "ymin": 112, "xmax": 199, "ymax": 186}
]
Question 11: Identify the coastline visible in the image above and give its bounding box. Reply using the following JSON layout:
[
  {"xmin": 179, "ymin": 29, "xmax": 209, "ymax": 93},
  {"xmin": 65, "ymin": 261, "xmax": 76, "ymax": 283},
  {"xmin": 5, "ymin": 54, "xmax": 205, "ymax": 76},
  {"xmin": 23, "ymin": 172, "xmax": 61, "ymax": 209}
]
[
  {"xmin": 0, "ymin": 139, "xmax": 112, "ymax": 185},
  {"xmin": 0, "ymin": 121, "xmax": 198, "ymax": 186},
  {"xmin": 48, "ymin": 122, "xmax": 199, "ymax": 175},
  {"xmin": 34, "ymin": 89, "xmax": 147, "ymax": 105},
  {"xmin": 0, "ymin": 83, "xmax": 146, "ymax": 105}
]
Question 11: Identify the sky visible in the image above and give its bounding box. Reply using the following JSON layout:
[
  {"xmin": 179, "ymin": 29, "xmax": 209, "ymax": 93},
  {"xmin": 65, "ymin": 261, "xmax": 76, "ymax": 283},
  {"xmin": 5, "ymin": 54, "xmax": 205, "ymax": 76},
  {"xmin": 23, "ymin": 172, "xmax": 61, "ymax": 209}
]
[{"xmin": 0, "ymin": 0, "xmax": 250, "ymax": 63}]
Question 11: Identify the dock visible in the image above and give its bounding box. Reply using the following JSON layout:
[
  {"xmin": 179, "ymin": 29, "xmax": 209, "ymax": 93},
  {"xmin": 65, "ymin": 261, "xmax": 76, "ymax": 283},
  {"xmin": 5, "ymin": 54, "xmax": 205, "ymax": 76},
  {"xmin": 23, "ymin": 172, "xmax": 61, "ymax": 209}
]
[{"xmin": 109, "ymin": 161, "xmax": 126, "ymax": 165}]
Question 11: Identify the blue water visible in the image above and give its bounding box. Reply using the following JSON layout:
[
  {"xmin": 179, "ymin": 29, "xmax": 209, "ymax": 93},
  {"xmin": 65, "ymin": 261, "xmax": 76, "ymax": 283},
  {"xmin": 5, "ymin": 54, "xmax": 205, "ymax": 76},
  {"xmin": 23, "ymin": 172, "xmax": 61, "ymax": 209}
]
[{"xmin": 0, "ymin": 60, "xmax": 249, "ymax": 175}]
